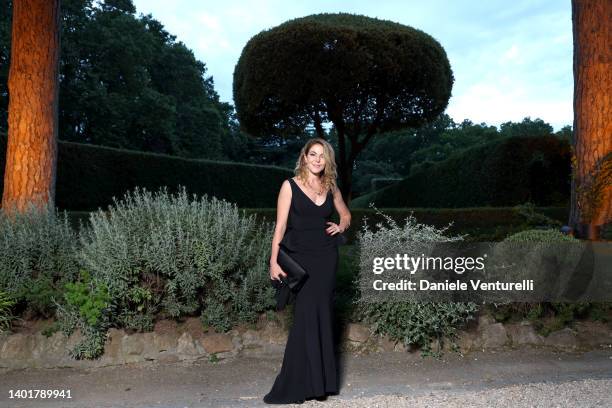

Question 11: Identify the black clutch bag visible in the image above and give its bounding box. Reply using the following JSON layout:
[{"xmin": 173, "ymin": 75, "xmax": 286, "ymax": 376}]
[
  {"xmin": 270, "ymin": 245, "xmax": 309, "ymax": 311},
  {"xmin": 271, "ymin": 278, "xmax": 294, "ymax": 311},
  {"xmin": 277, "ymin": 245, "xmax": 309, "ymax": 292}
]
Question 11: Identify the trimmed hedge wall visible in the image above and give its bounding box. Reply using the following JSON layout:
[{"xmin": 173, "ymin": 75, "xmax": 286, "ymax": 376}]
[
  {"xmin": 0, "ymin": 136, "xmax": 292, "ymax": 211},
  {"xmin": 63, "ymin": 207, "xmax": 569, "ymax": 244},
  {"xmin": 351, "ymin": 135, "xmax": 571, "ymax": 209},
  {"xmin": 67, "ymin": 206, "xmax": 569, "ymax": 243},
  {"xmin": 219, "ymin": 206, "xmax": 567, "ymax": 243}
]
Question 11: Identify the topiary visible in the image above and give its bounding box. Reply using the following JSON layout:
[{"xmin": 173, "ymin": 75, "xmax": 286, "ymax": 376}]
[{"xmin": 234, "ymin": 13, "xmax": 453, "ymax": 139}]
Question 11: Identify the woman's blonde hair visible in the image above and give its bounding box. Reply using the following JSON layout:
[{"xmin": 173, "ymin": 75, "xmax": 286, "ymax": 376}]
[{"xmin": 294, "ymin": 138, "xmax": 338, "ymax": 194}]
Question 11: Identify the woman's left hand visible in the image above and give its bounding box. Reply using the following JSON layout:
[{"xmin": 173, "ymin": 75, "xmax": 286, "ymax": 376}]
[{"xmin": 325, "ymin": 221, "xmax": 343, "ymax": 235}]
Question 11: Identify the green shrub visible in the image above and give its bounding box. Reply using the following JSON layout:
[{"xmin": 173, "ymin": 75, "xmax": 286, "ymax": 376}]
[
  {"xmin": 67, "ymin": 324, "xmax": 108, "ymax": 360},
  {"xmin": 77, "ymin": 186, "xmax": 276, "ymax": 333},
  {"xmin": 53, "ymin": 269, "xmax": 115, "ymax": 360},
  {"xmin": 63, "ymin": 269, "xmax": 111, "ymax": 327},
  {"xmin": 489, "ymin": 301, "xmax": 608, "ymax": 337},
  {"xmin": 360, "ymin": 300, "xmax": 478, "ymax": 356},
  {"xmin": 354, "ymin": 206, "xmax": 478, "ymax": 357},
  {"xmin": 15, "ymin": 275, "xmax": 62, "ymax": 319},
  {"xmin": 117, "ymin": 286, "xmax": 156, "ymax": 332},
  {"xmin": 486, "ymin": 228, "xmax": 609, "ymax": 335},
  {"xmin": 512, "ymin": 202, "xmax": 563, "ymax": 229},
  {"xmin": 201, "ymin": 297, "xmax": 232, "ymax": 332},
  {"xmin": 503, "ymin": 228, "xmax": 576, "ymax": 243},
  {"xmin": 0, "ymin": 202, "xmax": 80, "ymax": 317},
  {"xmin": 0, "ymin": 290, "xmax": 16, "ymax": 334}
]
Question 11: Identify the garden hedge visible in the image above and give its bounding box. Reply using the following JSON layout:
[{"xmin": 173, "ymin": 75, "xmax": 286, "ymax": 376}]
[
  {"xmin": 351, "ymin": 135, "xmax": 571, "ymax": 208},
  {"xmin": 0, "ymin": 135, "xmax": 292, "ymax": 211}
]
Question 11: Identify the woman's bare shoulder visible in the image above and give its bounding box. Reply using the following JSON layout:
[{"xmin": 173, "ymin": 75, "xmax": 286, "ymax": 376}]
[{"xmin": 279, "ymin": 179, "xmax": 292, "ymax": 194}]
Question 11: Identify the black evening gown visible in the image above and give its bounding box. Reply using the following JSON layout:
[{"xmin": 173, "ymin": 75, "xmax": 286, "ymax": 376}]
[{"xmin": 264, "ymin": 177, "xmax": 340, "ymax": 404}]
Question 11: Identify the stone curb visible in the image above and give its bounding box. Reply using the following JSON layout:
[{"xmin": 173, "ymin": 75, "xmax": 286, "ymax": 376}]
[{"xmin": 1, "ymin": 314, "xmax": 611, "ymax": 369}]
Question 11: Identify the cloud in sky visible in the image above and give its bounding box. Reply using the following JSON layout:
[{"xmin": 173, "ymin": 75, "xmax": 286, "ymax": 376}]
[{"xmin": 132, "ymin": 0, "xmax": 573, "ymax": 130}]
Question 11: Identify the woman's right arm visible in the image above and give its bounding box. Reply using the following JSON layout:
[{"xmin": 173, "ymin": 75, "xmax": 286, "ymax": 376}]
[{"xmin": 269, "ymin": 180, "xmax": 291, "ymax": 280}]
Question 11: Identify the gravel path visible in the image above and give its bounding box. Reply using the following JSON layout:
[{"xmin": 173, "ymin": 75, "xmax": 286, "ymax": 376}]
[
  {"xmin": 307, "ymin": 378, "xmax": 612, "ymax": 407},
  {"xmin": 1, "ymin": 348, "xmax": 611, "ymax": 407}
]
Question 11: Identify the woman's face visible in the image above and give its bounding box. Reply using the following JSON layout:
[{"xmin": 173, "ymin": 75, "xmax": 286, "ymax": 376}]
[{"xmin": 304, "ymin": 143, "xmax": 326, "ymax": 174}]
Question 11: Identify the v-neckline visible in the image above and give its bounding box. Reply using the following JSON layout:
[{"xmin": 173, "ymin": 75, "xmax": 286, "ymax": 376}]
[{"xmin": 291, "ymin": 178, "xmax": 330, "ymax": 207}]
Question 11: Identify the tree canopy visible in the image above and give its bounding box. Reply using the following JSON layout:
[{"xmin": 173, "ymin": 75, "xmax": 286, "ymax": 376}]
[
  {"xmin": 0, "ymin": 0, "xmax": 233, "ymax": 159},
  {"xmin": 233, "ymin": 12, "xmax": 453, "ymax": 201},
  {"xmin": 351, "ymin": 114, "xmax": 571, "ymax": 196},
  {"xmin": 234, "ymin": 12, "xmax": 453, "ymax": 138}
]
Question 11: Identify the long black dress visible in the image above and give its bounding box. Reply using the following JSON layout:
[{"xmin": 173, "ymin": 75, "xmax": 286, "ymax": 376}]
[{"xmin": 263, "ymin": 177, "xmax": 340, "ymax": 404}]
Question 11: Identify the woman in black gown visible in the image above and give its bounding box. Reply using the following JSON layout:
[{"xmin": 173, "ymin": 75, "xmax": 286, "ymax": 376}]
[{"xmin": 264, "ymin": 138, "xmax": 351, "ymax": 404}]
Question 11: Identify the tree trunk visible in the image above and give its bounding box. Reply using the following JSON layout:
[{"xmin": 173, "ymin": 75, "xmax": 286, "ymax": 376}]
[
  {"xmin": 336, "ymin": 133, "xmax": 362, "ymax": 206},
  {"xmin": 334, "ymin": 129, "xmax": 370, "ymax": 206},
  {"xmin": 569, "ymin": 0, "xmax": 612, "ymax": 240},
  {"xmin": 2, "ymin": 0, "xmax": 61, "ymax": 215},
  {"xmin": 336, "ymin": 129, "xmax": 352, "ymax": 205}
]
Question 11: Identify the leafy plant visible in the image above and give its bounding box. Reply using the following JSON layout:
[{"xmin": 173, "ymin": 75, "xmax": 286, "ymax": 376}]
[
  {"xmin": 503, "ymin": 228, "xmax": 577, "ymax": 243},
  {"xmin": 201, "ymin": 297, "xmax": 231, "ymax": 333},
  {"xmin": 67, "ymin": 324, "xmax": 108, "ymax": 360},
  {"xmin": 355, "ymin": 205, "xmax": 478, "ymax": 357},
  {"xmin": 486, "ymin": 228, "xmax": 609, "ymax": 335},
  {"xmin": 360, "ymin": 300, "xmax": 477, "ymax": 357},
  {"xmin": 128, "ymin": 286, "xmax": 153, "ymax": 312},
  {"xmin": 513, "ymin": 202, "xmax": 562, "ymax": 228},
  {"xmin": 53, "ymin": 281, "xmax": 115, "ymax": 361},
  {"xmin": 77, "ymin": 186, "xmax": 276, "ymax": 333},
  {"xmin": 0, "ymin": 290, "xmax": 16, "ymax": 333},
  {"xmin": 63, "ymin": 269, "xmax": 111, "ymax": 328},
  {"xmin": 15, "ymin": 275, "xmax": 62, "ymax": 319},
  {"xmin": 0, "ymin": 201, "xmax": 79, "ymax": 317}
]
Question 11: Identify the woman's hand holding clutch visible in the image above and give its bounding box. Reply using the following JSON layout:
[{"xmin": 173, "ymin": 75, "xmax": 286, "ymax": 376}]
[{"xmin": 269, "ymin": 262, "xmax": 288, "ymax": 282}]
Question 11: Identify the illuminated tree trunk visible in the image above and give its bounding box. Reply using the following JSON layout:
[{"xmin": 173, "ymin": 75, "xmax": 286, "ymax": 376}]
[
  {"xmin": 569, "ymin": 0, "xmax": 612, "ymax": 240},
  {"xmin": 1, "ymin": 0, "xmax": 61, "ymax": 214}
]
